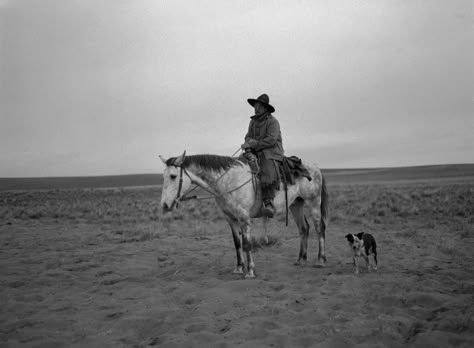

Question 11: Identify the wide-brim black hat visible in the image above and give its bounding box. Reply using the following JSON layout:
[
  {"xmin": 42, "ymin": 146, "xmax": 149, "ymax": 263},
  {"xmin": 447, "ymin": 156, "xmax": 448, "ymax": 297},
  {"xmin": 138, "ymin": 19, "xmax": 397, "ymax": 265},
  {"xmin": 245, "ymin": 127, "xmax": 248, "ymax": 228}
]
[{"xmin": 247, "ymin": 93, "xmax": 275, "ymax": 113}]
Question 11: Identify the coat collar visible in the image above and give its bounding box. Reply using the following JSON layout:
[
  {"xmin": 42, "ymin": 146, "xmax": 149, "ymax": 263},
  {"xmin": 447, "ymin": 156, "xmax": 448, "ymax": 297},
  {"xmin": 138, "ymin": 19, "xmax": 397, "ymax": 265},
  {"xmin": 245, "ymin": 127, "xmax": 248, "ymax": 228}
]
[{"xmin": 250, "ymin": 111, "xmax": 270, "ymax": 121}]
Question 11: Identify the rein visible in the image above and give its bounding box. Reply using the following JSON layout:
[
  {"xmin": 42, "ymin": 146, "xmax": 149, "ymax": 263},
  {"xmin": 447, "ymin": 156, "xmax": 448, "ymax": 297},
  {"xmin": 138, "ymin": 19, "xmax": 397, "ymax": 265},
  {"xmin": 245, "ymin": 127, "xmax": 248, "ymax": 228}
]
[
  {"xmin": 172, "ymin": 148, "xmax": 253, "ymax": 203},
  {"xmin": 174, "ymin": 165, "xmax": 253, "ymax": 204}
]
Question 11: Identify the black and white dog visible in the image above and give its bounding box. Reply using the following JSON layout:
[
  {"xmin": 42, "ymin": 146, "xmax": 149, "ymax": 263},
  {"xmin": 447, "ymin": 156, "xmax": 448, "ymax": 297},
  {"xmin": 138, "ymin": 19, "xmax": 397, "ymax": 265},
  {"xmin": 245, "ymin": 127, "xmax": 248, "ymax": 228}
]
[{"xmin": 345, "ymin": 232, "xmax": 378, "ymax": 274}]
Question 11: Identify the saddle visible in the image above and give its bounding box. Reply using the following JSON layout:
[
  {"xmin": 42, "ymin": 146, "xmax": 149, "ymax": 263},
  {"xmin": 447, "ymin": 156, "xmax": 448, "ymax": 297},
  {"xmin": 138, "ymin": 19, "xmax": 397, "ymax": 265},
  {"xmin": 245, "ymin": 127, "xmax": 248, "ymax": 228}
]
[
  {"xmin": 240, "ymin": 153, "xmax": 312, "ymax": 185},
  {"xmin": 240, "ymin": 153, "xmax": 312, "ymax": 225}
]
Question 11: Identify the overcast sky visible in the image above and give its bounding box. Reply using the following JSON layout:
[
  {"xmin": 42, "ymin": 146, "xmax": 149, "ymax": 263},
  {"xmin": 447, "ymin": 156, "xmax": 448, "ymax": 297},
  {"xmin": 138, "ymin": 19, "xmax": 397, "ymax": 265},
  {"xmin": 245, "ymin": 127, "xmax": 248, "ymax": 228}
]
[{"xmin": 1, "ymin": 0, "xmax": 472, "ymax": 177}]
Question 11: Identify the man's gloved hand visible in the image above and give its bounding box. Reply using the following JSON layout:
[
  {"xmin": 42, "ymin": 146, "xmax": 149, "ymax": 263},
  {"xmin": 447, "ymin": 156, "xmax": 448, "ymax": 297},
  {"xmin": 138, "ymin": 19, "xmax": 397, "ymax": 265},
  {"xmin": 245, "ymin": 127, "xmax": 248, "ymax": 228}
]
[
  {"xmin": 242, "ymin": 138, "xmax": 258, "ymax": 149},
  {"xmin": 241, "ymin": 141, "xmax": 251, "ymax": 150}
]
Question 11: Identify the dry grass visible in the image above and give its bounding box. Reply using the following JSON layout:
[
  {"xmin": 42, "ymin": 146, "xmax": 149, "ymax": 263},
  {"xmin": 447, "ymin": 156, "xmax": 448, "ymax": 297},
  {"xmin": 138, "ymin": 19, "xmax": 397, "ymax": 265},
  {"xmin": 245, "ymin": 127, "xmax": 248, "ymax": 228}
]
[
  {"xmin": 251, "ymin": 235, "xmax": 281, "ymax": 250},
  {"xmin": 328, "ymin": 183, "xmax": 473, "ymax": 228},
  {"xmin": 1, "ymin": 176, "xmax": 473, "ymax": 347},
  {"xmin": 1, "ymin": 181, "xmax": 472, "ymax": 253},
  {"xmin": 1, "ymin": 182, "xmax": 472, "ymax": 227}
]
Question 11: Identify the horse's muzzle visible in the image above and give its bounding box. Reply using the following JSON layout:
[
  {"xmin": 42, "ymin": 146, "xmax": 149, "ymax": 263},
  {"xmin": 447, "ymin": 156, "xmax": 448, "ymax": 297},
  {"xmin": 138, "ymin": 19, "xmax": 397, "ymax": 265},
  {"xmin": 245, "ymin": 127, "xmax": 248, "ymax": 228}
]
[{"xmin": 162, "ymin": 201, "xmax": 177, "ymax": 214}]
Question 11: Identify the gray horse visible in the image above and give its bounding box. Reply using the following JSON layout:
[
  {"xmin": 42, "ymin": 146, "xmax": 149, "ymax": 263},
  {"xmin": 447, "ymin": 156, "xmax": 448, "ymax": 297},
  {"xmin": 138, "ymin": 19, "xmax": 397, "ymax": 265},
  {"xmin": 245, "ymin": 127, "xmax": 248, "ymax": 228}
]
[{"xmin": 159, "ymin": 152, "xmax": 329, "ymax": 278}]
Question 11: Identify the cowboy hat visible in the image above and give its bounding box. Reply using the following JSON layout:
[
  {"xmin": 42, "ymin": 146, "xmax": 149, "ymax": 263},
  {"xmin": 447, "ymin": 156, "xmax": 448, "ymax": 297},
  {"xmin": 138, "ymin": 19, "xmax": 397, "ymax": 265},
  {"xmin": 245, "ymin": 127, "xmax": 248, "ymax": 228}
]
[{"xmin": 247, "ymin": 93, "xmax": 275, "ymax": 113}]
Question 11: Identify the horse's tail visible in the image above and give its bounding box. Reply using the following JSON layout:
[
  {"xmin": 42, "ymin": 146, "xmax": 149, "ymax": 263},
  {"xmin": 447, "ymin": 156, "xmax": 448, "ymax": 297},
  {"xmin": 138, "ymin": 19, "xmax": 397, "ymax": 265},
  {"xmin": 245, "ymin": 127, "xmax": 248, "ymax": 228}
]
[{"xmin": 320, "ymin": 173, "xmax": 329, "ymax": 233}]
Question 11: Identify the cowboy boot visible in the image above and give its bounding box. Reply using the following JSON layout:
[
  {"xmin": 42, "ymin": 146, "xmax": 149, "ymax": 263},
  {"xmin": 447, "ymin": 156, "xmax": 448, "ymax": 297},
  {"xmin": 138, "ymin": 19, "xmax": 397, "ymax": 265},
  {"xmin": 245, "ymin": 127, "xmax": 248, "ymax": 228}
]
[
  {"xmin": 262, "ymin": 199, "xmax": 275, "ymax": 218},
  {"xmin": 261, "ymin": 185, "xmax": 275, "ymax": 217}
]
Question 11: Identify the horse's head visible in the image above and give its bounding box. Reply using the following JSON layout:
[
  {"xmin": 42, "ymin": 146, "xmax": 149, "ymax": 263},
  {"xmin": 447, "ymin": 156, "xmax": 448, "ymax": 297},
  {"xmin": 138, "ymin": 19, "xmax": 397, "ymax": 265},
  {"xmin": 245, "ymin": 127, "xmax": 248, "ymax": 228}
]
[{"xmin": 159, "ymin": 151, "xmax": 191, "ymax": 213}]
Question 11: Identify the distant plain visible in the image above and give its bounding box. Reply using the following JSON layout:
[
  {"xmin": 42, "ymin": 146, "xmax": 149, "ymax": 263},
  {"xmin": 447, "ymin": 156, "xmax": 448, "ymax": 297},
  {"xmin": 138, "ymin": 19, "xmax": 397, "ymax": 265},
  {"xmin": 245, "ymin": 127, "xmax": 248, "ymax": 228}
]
[{"xmin": 1, "ymin": 164, "xmax": 473, "ymax": 347}]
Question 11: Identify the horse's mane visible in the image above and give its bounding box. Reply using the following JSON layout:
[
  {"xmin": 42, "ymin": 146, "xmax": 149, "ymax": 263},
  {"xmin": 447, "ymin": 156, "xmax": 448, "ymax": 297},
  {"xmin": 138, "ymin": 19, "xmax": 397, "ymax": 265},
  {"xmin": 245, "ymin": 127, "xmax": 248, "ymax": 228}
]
[{"xmin": 166, "ymin": 154, "xmax": 243, "ymax": 172}]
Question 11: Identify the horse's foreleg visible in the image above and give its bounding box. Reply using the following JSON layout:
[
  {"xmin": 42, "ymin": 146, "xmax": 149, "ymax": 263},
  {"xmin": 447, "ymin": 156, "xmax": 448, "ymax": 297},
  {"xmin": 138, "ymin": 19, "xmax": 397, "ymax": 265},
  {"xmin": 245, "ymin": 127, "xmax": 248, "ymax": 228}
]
[
  {"xmin": 311, "ymin": 205, "xmax": 326, "ymax": 266},
  {"xmin": 290, "ymin": 199, "xmax": 309, "ymax": 265},
  {"xmin": 228, "ymin": 219, "xmax": 244, "ymax": 274},
  {"xmin": 241, "ymin": 222, "xmax": 255, "ymax": 278}
]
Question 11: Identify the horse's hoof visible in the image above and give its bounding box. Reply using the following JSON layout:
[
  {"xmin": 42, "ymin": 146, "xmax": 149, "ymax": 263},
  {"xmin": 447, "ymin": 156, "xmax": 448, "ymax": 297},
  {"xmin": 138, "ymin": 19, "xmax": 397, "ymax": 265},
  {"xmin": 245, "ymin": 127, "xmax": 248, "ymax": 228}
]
[
  {"xmin": 313, "ymin": 260, "xmax": 325, "ymax": 268},
  {"xmin": 232, "ymin": 267, "xmax": 244, "ymax": 274},
  {"xmin": 294, "ymin": 259, "xmax": 307, "ymax": 266},
  {"xmin": 244, "ymin": 271, "xmax": 256, "ymax": 279}
]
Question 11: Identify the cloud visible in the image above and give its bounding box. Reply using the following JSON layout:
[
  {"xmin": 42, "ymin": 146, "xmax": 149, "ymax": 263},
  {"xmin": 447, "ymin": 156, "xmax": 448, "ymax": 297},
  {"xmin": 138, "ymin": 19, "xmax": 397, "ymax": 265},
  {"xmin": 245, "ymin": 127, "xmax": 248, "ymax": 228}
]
[{"xmin": 1, "ymin": 0, "xmax": 472, "ymax": 176}]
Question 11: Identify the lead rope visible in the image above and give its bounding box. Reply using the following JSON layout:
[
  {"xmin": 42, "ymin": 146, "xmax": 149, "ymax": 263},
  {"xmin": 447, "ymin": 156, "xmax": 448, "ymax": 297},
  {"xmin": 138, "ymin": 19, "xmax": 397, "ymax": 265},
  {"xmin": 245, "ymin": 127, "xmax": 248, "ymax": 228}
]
[
  {"xmin": 214, "ymin": 148, "xmax": 242, "ymax": 185},
  {"xmin": 231, "ymin": 147, "xmax": 242, "ymax": 158}
]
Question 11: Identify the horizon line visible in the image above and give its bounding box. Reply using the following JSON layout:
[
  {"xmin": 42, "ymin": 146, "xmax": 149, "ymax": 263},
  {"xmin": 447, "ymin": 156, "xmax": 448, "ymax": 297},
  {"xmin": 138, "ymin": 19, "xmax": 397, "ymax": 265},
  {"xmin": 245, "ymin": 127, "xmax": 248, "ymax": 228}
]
[{"xmin": 1, "ymin": 162, "xmax": 473, "ymax": 180}]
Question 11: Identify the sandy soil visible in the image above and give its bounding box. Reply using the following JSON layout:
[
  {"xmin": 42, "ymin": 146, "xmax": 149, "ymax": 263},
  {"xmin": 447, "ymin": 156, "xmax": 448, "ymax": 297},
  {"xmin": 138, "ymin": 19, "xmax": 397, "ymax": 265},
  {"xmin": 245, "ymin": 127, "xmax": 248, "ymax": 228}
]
[{"xmin": 1, "ymin": 180, "xmax": 473, "ymax": 347}]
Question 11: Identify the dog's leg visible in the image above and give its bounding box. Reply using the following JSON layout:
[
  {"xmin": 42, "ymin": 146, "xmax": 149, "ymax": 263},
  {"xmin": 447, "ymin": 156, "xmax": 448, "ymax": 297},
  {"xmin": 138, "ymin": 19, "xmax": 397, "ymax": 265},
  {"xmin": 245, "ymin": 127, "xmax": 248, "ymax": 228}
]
[
  {"xmin": 364, "ymin": 254, "xmax": 370, "ymax": 272},
  {"xmin": 373, "ymin": 245, "xmax": 378, "ymax": 271},
  {"xmin": 353, "ymin": 257, "xmax": 359, "ymax": 274}
]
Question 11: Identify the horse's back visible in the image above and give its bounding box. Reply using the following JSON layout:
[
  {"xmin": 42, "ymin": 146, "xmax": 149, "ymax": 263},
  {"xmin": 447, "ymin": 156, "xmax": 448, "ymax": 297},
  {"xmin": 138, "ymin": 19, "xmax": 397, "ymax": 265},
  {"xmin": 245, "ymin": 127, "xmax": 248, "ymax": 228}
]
[{"xmin": 292, "ymin": 161, "xmax": 324, "ymax": 199}]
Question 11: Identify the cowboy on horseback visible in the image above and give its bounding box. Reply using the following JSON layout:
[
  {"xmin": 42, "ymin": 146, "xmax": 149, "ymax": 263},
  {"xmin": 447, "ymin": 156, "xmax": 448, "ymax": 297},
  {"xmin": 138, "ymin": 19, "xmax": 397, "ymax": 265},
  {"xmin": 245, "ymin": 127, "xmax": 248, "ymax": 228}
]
[{"xmin": 242, "ymin": 93, "xmax": 284, "ymax": 218}]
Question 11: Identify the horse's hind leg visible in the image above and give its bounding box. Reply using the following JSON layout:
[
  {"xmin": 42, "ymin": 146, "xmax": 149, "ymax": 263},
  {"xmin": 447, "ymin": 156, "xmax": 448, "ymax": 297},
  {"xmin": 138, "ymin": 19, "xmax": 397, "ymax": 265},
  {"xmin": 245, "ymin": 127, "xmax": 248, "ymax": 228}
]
[
  {"xmin": 290, "ymin": 198, "xmax": 310, "ymax": 265},
  {"xmin": 227, "ymin": 218, "xmax": 244, "ymax": 274},
  {"xmin": 310, "ymin": 204, "xmax": 326, "ymax": 266}
]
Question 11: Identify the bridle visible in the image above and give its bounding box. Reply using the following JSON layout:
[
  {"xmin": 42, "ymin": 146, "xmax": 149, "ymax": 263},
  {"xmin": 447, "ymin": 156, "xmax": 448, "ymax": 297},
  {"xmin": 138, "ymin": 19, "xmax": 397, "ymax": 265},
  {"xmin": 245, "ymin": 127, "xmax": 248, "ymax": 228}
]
[
  {"xmin": 176, "ymin": 165, "xmax": 185, "ymax": 203},
  {"xmin": 170, "ymin": 164, "xmax": 197, "ymax": 209}
]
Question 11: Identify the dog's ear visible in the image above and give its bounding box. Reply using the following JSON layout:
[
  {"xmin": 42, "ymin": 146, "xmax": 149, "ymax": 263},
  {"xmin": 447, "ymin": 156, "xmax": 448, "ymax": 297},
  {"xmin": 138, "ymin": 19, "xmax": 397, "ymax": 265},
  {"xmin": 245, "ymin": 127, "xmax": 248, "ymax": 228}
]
[
  {"xmin": 345, "ymin": 234, "xmax": 354, "ymax": 243},
  {"xmin": 356, "ymin": 232, "xmax": 365, "ymax": 240}
]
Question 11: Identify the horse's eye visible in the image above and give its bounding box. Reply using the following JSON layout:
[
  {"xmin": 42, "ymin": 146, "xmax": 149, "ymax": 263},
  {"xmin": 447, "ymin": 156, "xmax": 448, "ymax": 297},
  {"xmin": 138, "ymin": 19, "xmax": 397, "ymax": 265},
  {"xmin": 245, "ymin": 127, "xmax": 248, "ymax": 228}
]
[{"xmin": 170, "ymin": 174, "xmax": 177, "ymax": 180}]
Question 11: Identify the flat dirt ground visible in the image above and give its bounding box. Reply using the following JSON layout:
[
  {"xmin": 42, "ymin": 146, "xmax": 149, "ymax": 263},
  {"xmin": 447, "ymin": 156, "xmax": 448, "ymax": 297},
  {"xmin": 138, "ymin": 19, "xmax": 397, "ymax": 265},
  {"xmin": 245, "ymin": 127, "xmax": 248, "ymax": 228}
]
[{"xmin": 1, "ymin": 168, "xmax": 473, "ymax": 347}]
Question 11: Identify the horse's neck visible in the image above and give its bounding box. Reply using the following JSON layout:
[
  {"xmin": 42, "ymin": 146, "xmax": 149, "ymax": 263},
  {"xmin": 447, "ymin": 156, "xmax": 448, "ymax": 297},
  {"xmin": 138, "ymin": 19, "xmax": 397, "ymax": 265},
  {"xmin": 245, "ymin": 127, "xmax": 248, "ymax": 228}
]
[
  {"xmin": 185, "ymin": 164, "xmax": 225, "ymax": 194},
  {"xmin": 187, "ymin": 164, "xmax": 248, "ymax": 194}
]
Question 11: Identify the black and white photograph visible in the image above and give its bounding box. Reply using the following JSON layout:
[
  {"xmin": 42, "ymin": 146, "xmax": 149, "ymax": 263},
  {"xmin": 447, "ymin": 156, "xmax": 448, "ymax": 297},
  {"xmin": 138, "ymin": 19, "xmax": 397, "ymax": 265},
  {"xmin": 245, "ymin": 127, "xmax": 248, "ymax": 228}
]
[{"xmin": 1, "ymin": 1, "xmax": 473, "ymax": 347}]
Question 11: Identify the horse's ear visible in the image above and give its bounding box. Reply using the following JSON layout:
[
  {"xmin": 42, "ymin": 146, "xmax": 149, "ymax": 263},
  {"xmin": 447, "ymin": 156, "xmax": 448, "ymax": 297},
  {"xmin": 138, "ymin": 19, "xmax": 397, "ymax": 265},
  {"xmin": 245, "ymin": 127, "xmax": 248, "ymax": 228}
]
[
  {"xmin": 174, "ymin": 150, "xmax": 186, "ymax": 166},
  {"xmin": 159, "ymin": 155, "xmax": 168, "ymax": 165}
]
